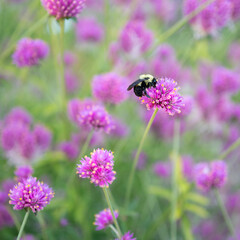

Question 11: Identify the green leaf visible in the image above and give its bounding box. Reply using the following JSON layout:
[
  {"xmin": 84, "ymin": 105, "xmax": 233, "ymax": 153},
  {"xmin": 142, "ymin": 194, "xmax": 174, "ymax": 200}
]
[
  {"xmin": 185, "ymin": 203, "xmax": 209, "ymax": 218},
  {"xmin": 181, "ymin": 215, "xmax": 194, "ymax": 240},
  {"xmin": 186, "ymin": 192, "xmax": 209, "ymax": 206},
  {"xmin": 148, "ymin": 185, "xmax": 171, "ymax": 201}
]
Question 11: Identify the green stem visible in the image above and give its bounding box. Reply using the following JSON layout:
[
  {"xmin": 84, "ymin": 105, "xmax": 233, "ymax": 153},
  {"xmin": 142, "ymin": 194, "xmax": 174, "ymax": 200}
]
[
  {"xmin": 214, "ymin": 189, "xmax": 235, "ymax": 237},
  {"xmin": 171, "ymin": 119, "xmax": 181, "ymax": 240},
  {"xmin": 125, "ymin": 108, "xmax": 159, "ymax": 207},
  {"xmin": 0, "ymin": 14, "xmax": 48, "ymax": 62},
  {"xmin": 59, "ymin": 19, "xmax": 66, "ymax": 110},
  {"xmin": 37, "ymin": 212, "xmax": 48, "ymax": 240},
  {"xmin": 103, "ymin": 187, "xmax": 122, "ymax": 239},
  {"xmin": 109, "ymin": 224, "xmax": 120, "ymax": 238},
  {"xmin": 219, "ymin": 137, "xmax": 240, "ymax": 160},
  {"xmin": 7, "ymin": 206, "xmax": 20, "ymax": 231},
  {"xmin": 148, "ymin": 0, "xmax": 216, "ymax": 56},
  {"xmin": 16, "ymin": 209, "xmax": 30, "ymax": 240}
]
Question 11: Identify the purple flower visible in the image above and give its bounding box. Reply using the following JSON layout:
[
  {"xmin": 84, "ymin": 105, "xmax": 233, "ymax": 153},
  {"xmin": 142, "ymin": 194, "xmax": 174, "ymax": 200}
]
[
  {"xmin": 12, "ymin": 38, "xmax": 49, "ymax": 68},
  {"xmin": 9, "ymin": 176, "xmax": 54, "ymax": 212},
  {"xmin": 41, "ymin": 0, "xmax": 86, "ymax": 20},
  {"xmin": 120, "ymin": 21, "xmax": 153, "ymax": 57},
  {"xmin": 64, "ymin": 51, "xmax": 77, "ymax": 66},
  {"xmin": 60, "ymin": 218, "xmax": 69, "ymax": 226},
  {"xmin": 65, "ymin": 70, "xmax": 80, "ymax": 94},
  {"xmin": 0, "ymin": 205, "xmax": 13, "ymax": 229},
  {"xmin": 140, "ymin": 78, "xmax": 184, "ymax": 116},
  {"xmin": 194, "ymin": 160, "xmax": 227, "ymax": 192},
  {"xmin": 59, "ymin": 141, "xmax": 79, "ymax": 160},
  {"xmin": 212, "ymin": 66, "xmax": 240, "ymax": 95},
  {"xmin": 33, "ymin": 125, "xmax": 52, "ymax": 151},
  {"xmin": 228, "ymin": 42, "xmax": 240, "ymax": 67},
  {"xmin": 151, "ymin": 0, "xmax": 175, "ymax": 22},
  {"xmin": 178, "ymin": 96, "xmax": 193, "ymax": 118},
  {"xmin": 92, "ymin": 72, "xmax": 128, "ymax": 105},
  {"xmin": 225, "ymin": 192, "xmax": 240, "ymax": 215},
  {"xmin": 116, "ymin": 231, "xmax": 136, "ymax": 240},
  {"xmin": 230, "ymin": 0, "xmax": 240, "ymax": 20},
  {"xmin": 182, "ymin": 155, "xmax": 194, "ymax": 181},
  {"xmin": 76, "ymin": 148, "xmax": 116, "ymax": 187},
  {"xmin": 20, "ymin": 235, "xmax": 35, "ymax": 240},
  {"xmin": 150, "ymin": 44, "xmax": 181, "ymax": 80},
  {"xmin": 153, "ymin": 162, "xmax": 171, "ymax": 178},
  {"xmin": 4, "ymin": 107, "xmax": 32, "ymax": 126},
  {"xmin": 76, "ymin": 17, "xmax": 104, "ymax": 43},
  {"xmin": 15, "ymin": 166, "xmax": 33, "ymax": 182},
  {"xmin": 94, "ymin": 208, "xmax": 119, "ymax": 230},
  {"xmin": 109, "ymin": 118, "xmax": 129, "ymax": 138}
]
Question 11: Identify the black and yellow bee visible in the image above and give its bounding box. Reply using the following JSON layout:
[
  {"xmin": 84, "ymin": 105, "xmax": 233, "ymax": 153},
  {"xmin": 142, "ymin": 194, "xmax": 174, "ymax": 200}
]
[{"xmin": 127, "ymin": 74, "xmax": 157, "ymax": 98}]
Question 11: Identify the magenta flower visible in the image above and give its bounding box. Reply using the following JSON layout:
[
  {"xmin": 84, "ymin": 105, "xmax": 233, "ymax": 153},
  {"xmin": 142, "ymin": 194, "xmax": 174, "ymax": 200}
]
[
  {"xmin": 151, "ymin": 0, "xmax": 175, "ymax": 22},
  {"xmin": 92, "ymin": 72, "xmax": 128, "ymax": 105},
  {"xmin": 116, "ymin": 231, "xmax": 136, "ymax": 240},
  {"xmin": 140, "ymin": 78, "xmax": 184, "ymax": 116},
  {"xmin": 212, "ymin": 66, "xmax": 240, "ymax": 95},
  {"xmin": 8, "ymin": 176, "xmax": 54, "ymax": 212},
  {"xmin": 33, "ymin": 125, "xmax": 52, "ymax": 151},
  {"xmin": 12, "ymin": 38, "xmax": 49, "ymax": 68},
  {"xmin": 0, "ymin": 205, "xmax": 14, "ymax": 229},
  {"xmin": 41, "ymin": 0, "xmax": 86, "ymax": 20},
  {"xmin": 76, "ymin": 148, "xmax": 116, "ymax": 187},
  {"xmin": 14, "ymin": 166, "xmax": 33, "ymax": 182},
  {"xmin": 65, "ymin": 70, "xmax": 80, "ymax": 94},
  {"xmin": 59, "ymin": 141, "xmax": 79, "ymax": 160},
  {"xmin": 64, "ymin": 51, "xmax": 77, "ymax": 66},
  {"xmin": 194, "ymin": 160, "xmax": 227, "ymax": 192},
  {"xmin": 76, "ymin": 17, "xmax": 104, "ymax": 43},
  {"xmin": 153, "ymin": 162, "xmax": 171, "ymax": 178},
  {"xmin": 120, "ymin": 21, "xmax": 153, "ymax": 57},
  {"xmin": 231, "ymin": 0, "xmax": 240, "ymax": 20},
  {"xmin": 94, "ymin": 208, "xmax": 119, "ymax": 230}
]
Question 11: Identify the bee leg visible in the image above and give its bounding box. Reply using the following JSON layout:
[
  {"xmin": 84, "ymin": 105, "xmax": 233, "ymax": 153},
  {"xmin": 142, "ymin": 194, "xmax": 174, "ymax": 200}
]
[{"xmin": 144, "ymin": 89, "xmax": 151, "ymax": 98}]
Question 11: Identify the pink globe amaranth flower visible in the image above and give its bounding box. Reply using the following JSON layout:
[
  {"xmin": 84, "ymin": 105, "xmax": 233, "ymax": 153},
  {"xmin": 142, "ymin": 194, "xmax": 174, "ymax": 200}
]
[
  {"xmin": 76, "ymin": 17, "xmax": 104, "ymax": 43},
  {"xmin": 120, "ymin": 21, "xmax": 153, "ymax": 55},
  {"xmin": 140, "ymin": 78, "xmax": 184, "ymax": 116},
  {"xmin": 76, "ymin": 148, "xmax": 116, "ymax": 187},
  {"xmin": 67, "ymin": 98, "xmax": 83, "ymax": 123},
  {"xmin": 0, "ymin": 205, "xmax": 14, "ymax": 229},
  {"xmin": 77, "ymin": 104, "xmax": 114, "ymax": 133},
  {"xmin": 150, "ymin": 45, "xmax": 181, "ymax": 80},
  {"xmin": 33, "ymin": 125, "xmax": 52, "ymax": 151},
  {"xmin": 212, "ymin": 66, "xmax": 240, "ymax": 95},
  {"xmin": 65, "ymin": 70, "xmax": 80, "ymax": 94},
  {"xmin": 231, "ymin": 0, "xmax": 240, "ymax": 20},
  {"xmin": 194, "ymin": 160, "xmax": 227, "ymax": 192},
  {"xmin": 60, "ymin": 218, "xmax": 69, "ymax": 226},
  {"xmin": 15, "ymin": 166, "xmax": 33, "ymax": 182},
  {"xmin": 153, "ymin": 162, "xmax": 171, "ymax": 178},
  {"xmin": 20, "ymin": 234, "xmax": 35, "ymax": 240},
  {"xmin": 64, "ymin": 51, "xmax": 76, "ymax": 66},
  {"xmin": 182, "ymin": 155, "xmax": 194, "ymax": 181},
  {"xmin": 92, "ymin": 72, "xmax": 129, "ymax": 105},
  {"xmin": 12, "ymin": 38, "xmax": 49, "ymax": 68},
  {"xmin": 59, "ymin": 141, "xmax": 79, "ymax": 160},
  {"xmin": 109, "ymin": 118, "xmax": 129, "ymax": 138},
  {"xmin": 178, "ymin": 96, "xmax": 193, "ymax": 118},
  {"xmin": 4, "ymin": 107, "xmax": 32, "ymax": 126},
  {"xmin": 194, "ymin": 220, "xmax": 220, "ymax": 240},
  {"xmin": 94, "ymin": 208, "xmax": 119, "ymax": 230},
  {"xmin": 150, "ymin": 0, "xmax": 176, "ymax": 22},
  {"xmin": 8, "ymin": 176, "xmax": 54, "ymax": 213},
  {"xmin": 41, "ymin": 0, "xmax": 86, "ymax": 20},
  {"xmin": 226, "ymin": 192, "xmax": 240, "ymax": 215},
  {"xmin": 184, "ymin": 0, "xmax": 233, "ymax": 37},
  {"xmin": 116, "ymin": 231, "xmax": 136, "ymax": 240}
]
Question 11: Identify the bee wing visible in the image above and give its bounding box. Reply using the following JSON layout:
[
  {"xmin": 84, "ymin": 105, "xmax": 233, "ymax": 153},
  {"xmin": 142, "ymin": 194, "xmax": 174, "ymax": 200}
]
[{"xmin": 127, "ymin": 79, "xmax": 143, "ymax": 91}]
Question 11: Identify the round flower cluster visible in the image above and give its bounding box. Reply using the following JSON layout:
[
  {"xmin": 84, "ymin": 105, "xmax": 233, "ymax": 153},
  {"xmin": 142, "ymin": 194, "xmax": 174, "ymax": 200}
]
[
  {"xmin": 41, "ymin": 0, "xmax": 86, "ymax": 20},
  {"xmin": 184, "ymin": 0, "xmax": 233, "ymax": 37},
  {"xmin": 12, "ymin": 38, "xmax": 49, "ymax": 68},
  {"xmin": 1, "ymin": 107, "xmax": 52, "ymax": 166},
  {"xmin": 140, "ymin": 78, "xmax": 184, "ymax": 116},
  {"xmin": 116, "ymin": 231, "xmax": 136, "ymax": 240},
  {"xmin": 76, "ymin": 17, "xmax": 104, "ymax": 43},
  {"xmin": 68, "ymin": 99, "xmax": 114, "ymax": 133},
  {"xmin": 94, "ymin": 208, "xmax": 119, "ymax": 230},
  {"xmin": 8, "ymin": 176, "xmax": 54, "ymax": 212},
  {"xmin": 76, "ymin": 148, "xmax": 116, "ymax": 187},
  {"xmin": 14, "ymin": 166, "xmax": 33, "ymax": 182},
  {"xmin": 194, "ymin": 160, "xmax": 227, "ymax": 192},
  {"xmin": 92, "ymin": 72, "xmax": 129, "ymax": 105}
]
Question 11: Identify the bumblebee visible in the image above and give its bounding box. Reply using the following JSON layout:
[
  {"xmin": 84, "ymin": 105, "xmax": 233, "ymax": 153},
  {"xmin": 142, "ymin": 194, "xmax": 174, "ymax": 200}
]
[{"xmin": 127, "ymin": 74, "xmax": 157, "ymax": 98}]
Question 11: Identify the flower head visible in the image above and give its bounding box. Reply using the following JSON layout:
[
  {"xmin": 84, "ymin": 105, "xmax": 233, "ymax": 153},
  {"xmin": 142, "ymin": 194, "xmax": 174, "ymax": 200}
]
[
  {"xmin": 194, "ymin": 160, "xmax": 227, "ymax": 192},
  {"xmin": 59, "ymin": 141, "xmax": 79, "ymax": 160},
  {"xmin": 140, "ymin": 78, "xmax": 184, "ymax": 116},
  {"xmin": 12, "ymin": 38, "xmax": 49, "ymax": 68},
  {"xmin": 76, "ymin": 148, "xmax": 116, "ymax": 187},
  {"xmin": 41, "ymin": 0, "xmax": 86, "ymax": 20},
  {"xmin": 92, "ymin": 72, "xmax": 129, "ymax": 105},
  {"xmin": 8, "ymin": 176, "xmax": 54, "ymax": 212},
  {"xmin": 153, "ymin": 162, "xmax": 171, "ymax": 178},
  {"xmin": 76, "ymin": 17, "xmax": 104, "ymax": 43},
  {"xmin": 14, "ymin": 166, "xmax": 33, "ymax": 182},
  {"xmin": 94, "ymin": 208, "xmax": 119, "ymax": 230},
  {"xmin": 116, "ymin": 231, "xmax": 136, "ymax": 240}
]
